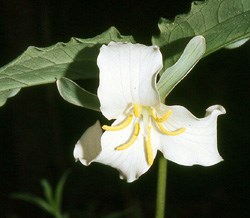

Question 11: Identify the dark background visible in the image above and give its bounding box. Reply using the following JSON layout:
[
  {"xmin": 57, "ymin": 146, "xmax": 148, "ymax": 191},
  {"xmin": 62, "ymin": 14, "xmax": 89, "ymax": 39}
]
[{"xmin": 0, "ymin": 0, "xmax": 249, "ymax": 217}]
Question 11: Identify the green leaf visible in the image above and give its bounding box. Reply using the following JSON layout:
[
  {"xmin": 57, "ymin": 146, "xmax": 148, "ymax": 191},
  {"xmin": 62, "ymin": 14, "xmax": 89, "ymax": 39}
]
[
  {"xmin": 157, "ymin": 36, "xmax": 205, "ymax": 100},
  {"xmin": 152, "ymin": 0, "xmax": 250, "ymax": 68},
  {"xmin": 225, "ymin": 37, "xmax": 250, "ymax": 49},
  {"xmin": 54, "ymin": 171, "xmax": 69, "ymax": 213},
  {"xmin": 41, "ymin": 179, "xmax": 54, "ymax": 207},
  {"xmin": 0, "ymin": 88, "xmax": 20, "ymax": 107},
  {"xmin": 11, "ymin": 193, "xmax": 54, "ymax": 214},
  {"xmin": 0, "ymin": 27, "xmax": 135, "ymax": 107},
  {"xmin": 57, "ymin": 77, "xmax": 100, "ymax": 111}
]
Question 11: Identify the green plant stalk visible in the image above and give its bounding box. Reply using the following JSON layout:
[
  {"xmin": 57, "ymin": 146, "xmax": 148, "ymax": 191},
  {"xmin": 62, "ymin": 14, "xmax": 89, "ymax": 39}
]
[{"xmin": 155, "ymin": 156, "xmax": 167, "ymax": 218}]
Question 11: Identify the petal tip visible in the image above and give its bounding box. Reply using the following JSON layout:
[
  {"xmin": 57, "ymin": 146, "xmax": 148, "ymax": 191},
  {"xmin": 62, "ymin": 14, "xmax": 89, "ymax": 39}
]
[
  {"xmin": 206, "ymin": 105, "xmax": 226, "ymax": 116},
  {"xmin": 195, "ymin": 35, "xmax": 205, "ymax": 42},
  {"xmin": 202, "ymin": 156, "xmax": 224, "ymax": 166},
  {"xmin": 73, "ymin": 120, "xmax": 103, "ymax": 166},
  {"xmin": 119, "ymin": 173, "xmax": 140, "ymax": 183}
]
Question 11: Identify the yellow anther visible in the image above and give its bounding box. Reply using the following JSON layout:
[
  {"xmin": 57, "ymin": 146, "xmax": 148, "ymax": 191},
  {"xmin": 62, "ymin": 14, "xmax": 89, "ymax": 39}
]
[
  {"xmin": 102, "ymin": 114, "xmax": 133, "ymax": 131},
  {"xmin": 157, "ymin": 123, "xmax": 185, "ymax": 136},
  {"xmin": 115, "ymin": 122, "xmax": 140, "ymax": 150},
  {"xmin": 145, "ymin": 126, "xmax": 153, "ymax": 166},
  {"xmin": 134, "ymin": 104, "xmax": 142, "ymax": 118},
  {"xmin": 157, "ymin": 110, "xmax": 172, "ymax": 122},
  {"xmin": 152, "ymin": 109, "xmax": 172, "ymax": 123}
]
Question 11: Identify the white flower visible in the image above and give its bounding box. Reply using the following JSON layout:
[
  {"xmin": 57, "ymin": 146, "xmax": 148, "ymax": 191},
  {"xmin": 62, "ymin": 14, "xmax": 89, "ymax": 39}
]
[{"xmin": 74, "ymin": 41, "xmax": 226, "ymax": 183}]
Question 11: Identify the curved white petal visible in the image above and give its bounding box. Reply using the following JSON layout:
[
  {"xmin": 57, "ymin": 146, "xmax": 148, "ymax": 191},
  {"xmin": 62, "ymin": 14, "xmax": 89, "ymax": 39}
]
[
  {"xmin": 97, "ymin": 42, "xmax": 162, "ymax": 120},
  {"xmin": 73, "ymin": 121, "xmax": 103, "ymax": 165},
  {"xmin": 94, "ymin": 117, "xmax": 159, "ymax": 182},
  {"xmin": 157, "ymin": 105, "xmax": 226, "ymax": 166}
]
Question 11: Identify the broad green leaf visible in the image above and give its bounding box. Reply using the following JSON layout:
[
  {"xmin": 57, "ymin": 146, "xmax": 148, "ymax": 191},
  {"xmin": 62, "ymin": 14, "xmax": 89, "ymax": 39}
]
[
  {"xmin": 157, "ymin": 36, "xmax": 205, "ymax": 100},
  {"xmin": 0, "ymin": 27, "xmax": 134, "ymax": 107},
  {"xmin": 57, "ymin": 77, "xmax": 100, "ymax": 111},
  {"xmin": 225, "ymin": 37, "xmax": 250, "ymax": 49},
  {"xmin": 0, "ymin": 88, "xmax": 20, "ymax": 106},
  {"xmin": 152, "ymin": 0, "xmax": 250, "ymax": 69}
]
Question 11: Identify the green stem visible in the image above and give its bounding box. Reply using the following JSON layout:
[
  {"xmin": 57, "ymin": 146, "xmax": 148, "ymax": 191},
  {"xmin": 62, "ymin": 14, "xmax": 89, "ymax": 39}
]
[{"xmin": 155, "ymin": 156, "xmax": 167, "ymax": 218}]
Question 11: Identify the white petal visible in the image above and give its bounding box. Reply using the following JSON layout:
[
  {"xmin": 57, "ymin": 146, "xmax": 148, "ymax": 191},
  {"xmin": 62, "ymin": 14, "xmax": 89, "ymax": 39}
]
[
  {"xmin": 97, "ymin": 42, "xmax": 162, "ymax": 120},
  {"xmin": 94, "ymin": 117, "xmax": 158, "ymax": 182},
  {"xmin": 158, "ymin": 105, "xmax": 226, "ymax": 166},
  {"xmin": 73, "ymin": 121, "xmax": 103, "ymax": 165}
]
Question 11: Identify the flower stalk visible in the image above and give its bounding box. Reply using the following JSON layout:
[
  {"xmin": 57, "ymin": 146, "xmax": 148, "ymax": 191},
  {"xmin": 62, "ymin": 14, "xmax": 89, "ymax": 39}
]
[{"xmin": 155, "ymin": 156, "xmax": 167, "ymax": 218}]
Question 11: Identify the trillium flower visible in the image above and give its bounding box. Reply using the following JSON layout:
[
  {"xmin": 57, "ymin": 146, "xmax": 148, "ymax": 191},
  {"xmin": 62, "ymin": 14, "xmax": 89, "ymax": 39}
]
[{"xmin": 74, "ymin": 38, "xmax": 225, "ymax": 182}]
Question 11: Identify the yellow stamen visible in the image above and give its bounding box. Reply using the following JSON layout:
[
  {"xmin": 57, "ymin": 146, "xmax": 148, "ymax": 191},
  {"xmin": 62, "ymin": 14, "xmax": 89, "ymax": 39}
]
[
  {"xmin": 152, "ymin": 109, "xmax": 172, "ymax": 123},
  {"xmin": 134, "ymin": 103, "xmax": 142, "ymax": 118},
  {"xmin": 157, "ymin": 123, "xmax": 185, "ymax": 136},
  {"xmin": 102, "ymin": 114, "xmax": 133, "ymax": 131},
  {"xmin": 145, "ymin": 126, "xmax": 153, "ymax": 166},
  {"xmin": 115, "ymin": 122, "xmax": 140, "ymax": 150}
]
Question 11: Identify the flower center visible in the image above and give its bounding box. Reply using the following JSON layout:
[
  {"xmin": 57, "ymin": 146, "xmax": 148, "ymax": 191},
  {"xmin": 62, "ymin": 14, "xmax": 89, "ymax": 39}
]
[{"xmin": 102, "ymin": 104, "xmax": 185, "ymax": 165}]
